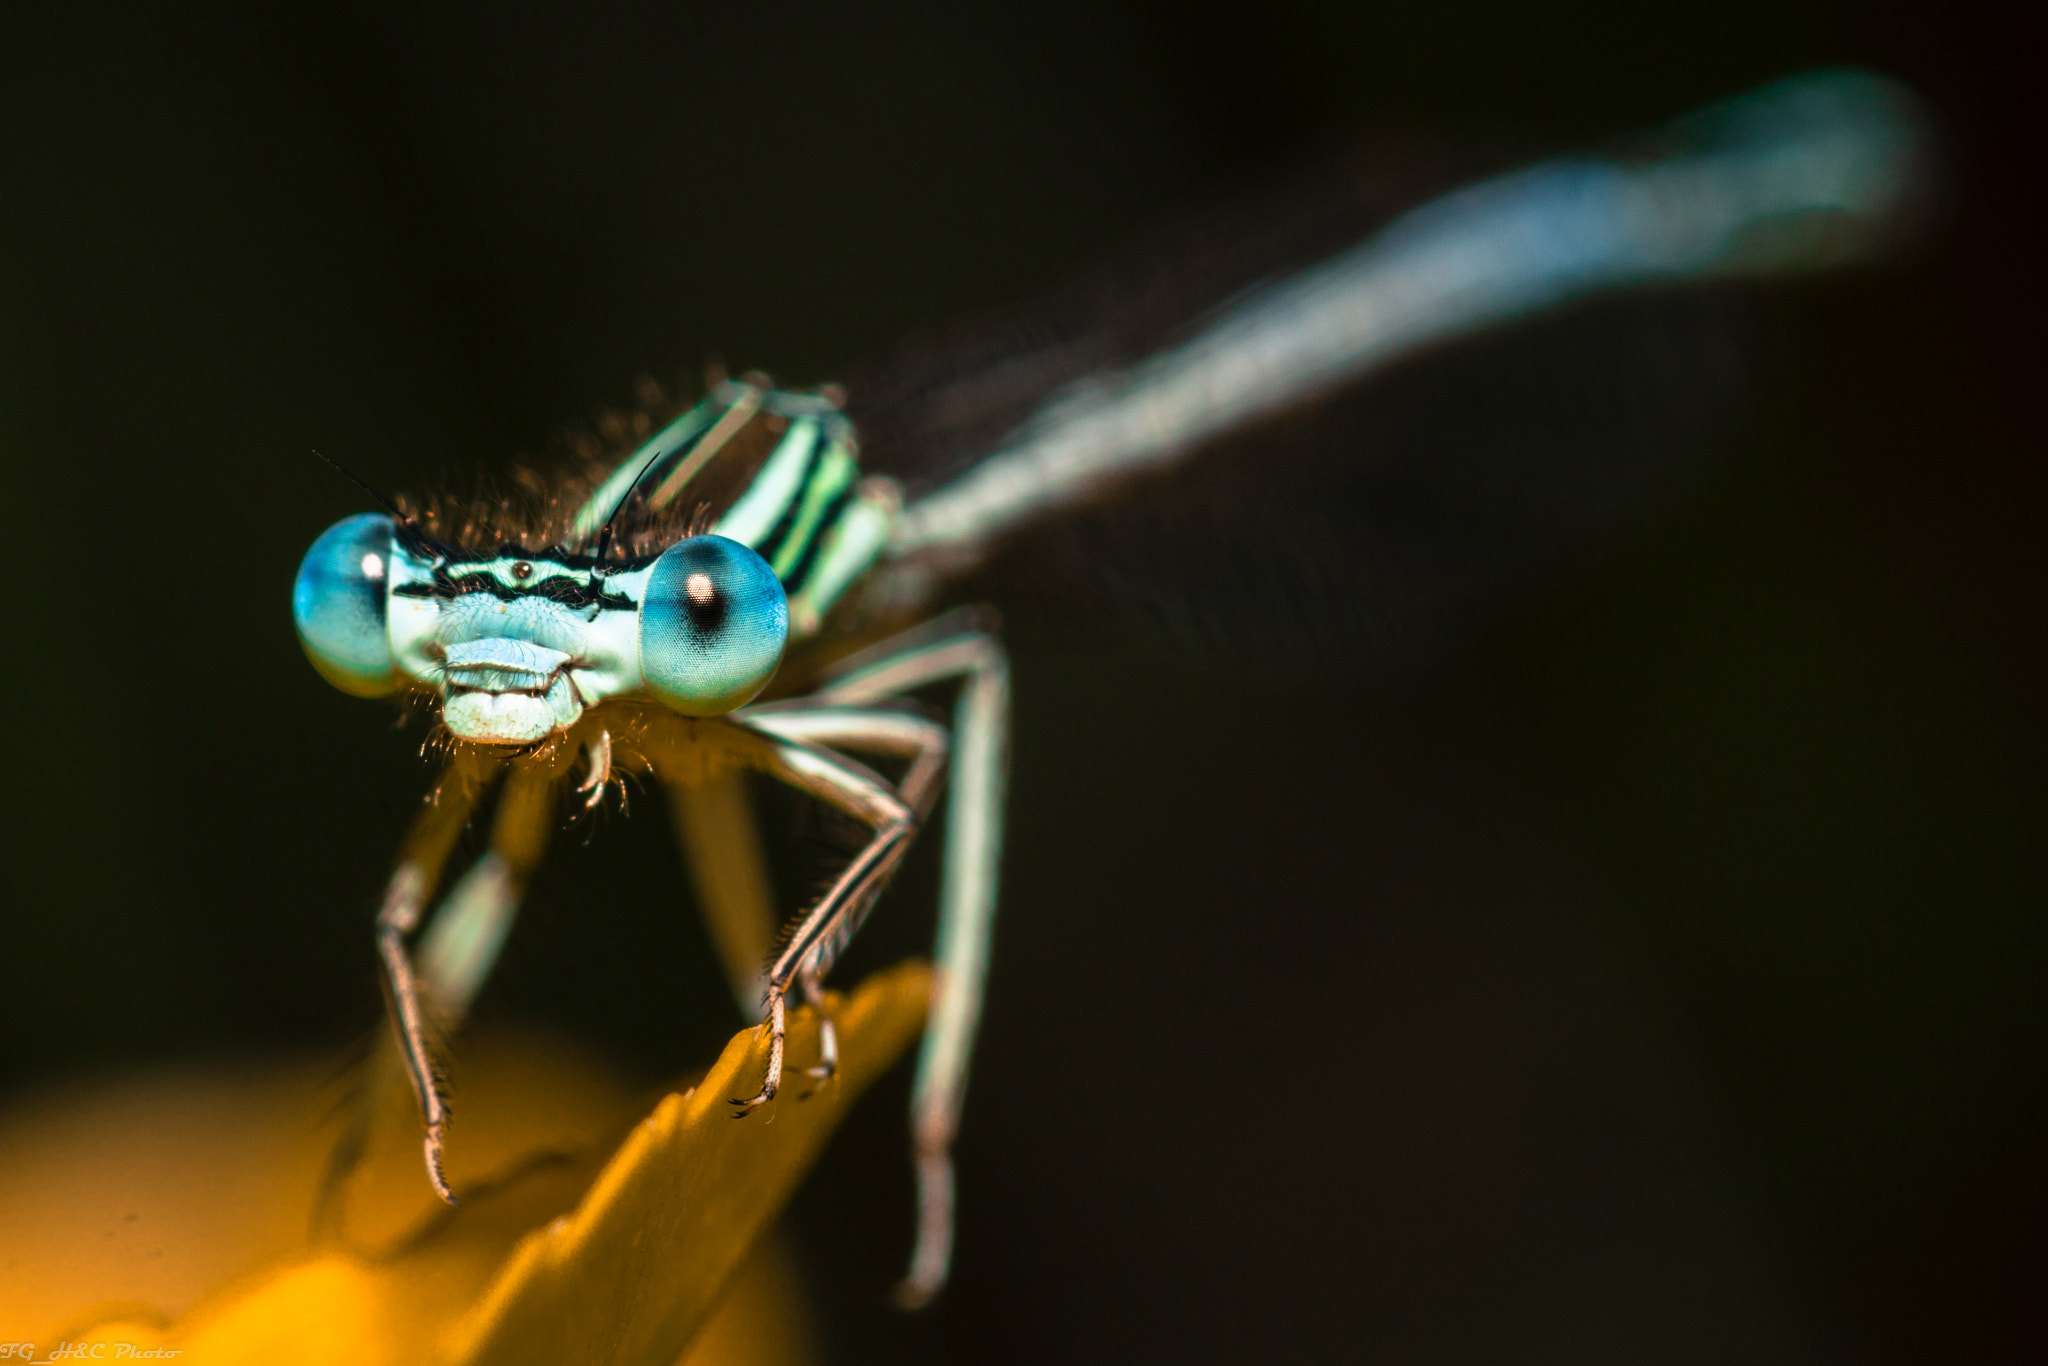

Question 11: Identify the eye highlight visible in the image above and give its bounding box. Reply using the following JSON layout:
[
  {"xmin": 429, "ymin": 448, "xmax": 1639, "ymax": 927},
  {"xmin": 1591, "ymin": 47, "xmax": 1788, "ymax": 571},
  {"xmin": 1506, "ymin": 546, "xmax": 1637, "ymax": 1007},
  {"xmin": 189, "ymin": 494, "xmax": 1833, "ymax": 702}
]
[
  {"xmin": 293, "ymin": 512, "xmax": 398, "ymax": 697},
  {"xmin": 639, "ymin": 535, "xmax": 788, "ymax": 717}
]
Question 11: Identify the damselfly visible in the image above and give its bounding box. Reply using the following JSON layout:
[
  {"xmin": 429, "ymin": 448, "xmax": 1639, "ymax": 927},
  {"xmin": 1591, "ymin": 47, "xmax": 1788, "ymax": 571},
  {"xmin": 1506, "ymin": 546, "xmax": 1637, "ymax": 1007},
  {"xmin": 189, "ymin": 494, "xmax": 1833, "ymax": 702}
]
[{"xmin": 291, "ymin": 70, "xmax": 1927, "ymax": 1306}]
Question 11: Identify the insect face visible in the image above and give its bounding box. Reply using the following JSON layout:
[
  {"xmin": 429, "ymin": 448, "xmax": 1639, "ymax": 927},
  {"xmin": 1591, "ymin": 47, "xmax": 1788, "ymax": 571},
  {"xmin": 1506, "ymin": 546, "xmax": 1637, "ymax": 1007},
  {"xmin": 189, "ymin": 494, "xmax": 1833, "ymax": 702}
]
[{"xmin": 294, "ymin": 514, "xmax": 788, "ymax": 742}]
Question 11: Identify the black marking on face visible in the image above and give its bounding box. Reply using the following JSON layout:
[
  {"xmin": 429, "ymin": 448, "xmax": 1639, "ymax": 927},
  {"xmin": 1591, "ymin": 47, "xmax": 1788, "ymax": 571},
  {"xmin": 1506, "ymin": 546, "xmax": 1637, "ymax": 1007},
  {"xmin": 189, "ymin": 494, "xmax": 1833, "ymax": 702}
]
[{"xmin": 394, "ymin": 564, "xmax": 637, "ymax": 611}]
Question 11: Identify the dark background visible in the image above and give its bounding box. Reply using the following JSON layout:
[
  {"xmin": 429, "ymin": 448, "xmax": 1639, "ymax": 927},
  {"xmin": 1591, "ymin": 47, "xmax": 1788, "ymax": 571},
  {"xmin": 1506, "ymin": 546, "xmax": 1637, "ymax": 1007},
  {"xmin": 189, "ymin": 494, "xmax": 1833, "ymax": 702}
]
[{"xmin": 2, "ymin": 2, "xmax": 2042, "ymax": 1362}]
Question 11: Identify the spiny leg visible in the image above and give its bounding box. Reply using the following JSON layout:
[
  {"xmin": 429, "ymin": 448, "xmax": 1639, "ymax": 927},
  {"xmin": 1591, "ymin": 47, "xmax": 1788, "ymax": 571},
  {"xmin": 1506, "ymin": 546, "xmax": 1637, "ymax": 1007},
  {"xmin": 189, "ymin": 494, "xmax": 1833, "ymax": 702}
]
[
  {"xmin": 809, "ymin": 619, "xmax": 1011, "ymax": 1308},
  {"xmin": 316, "ymin": 744, "xmax": 507, "ymax": 1232},
  {"xmin": 738, "ymin": 706, "xmax": 951, "ymax": 1087},
  {"xmin": 640, "ymin": 626, "xmax": 1006, "ymax": 1305},
  {"xmin": 667, "ymin": 710, "xmax": 942, "ymax": 1037},
  {"xmin": 376, "ymin": 739, "xmax": 579, "ymax": 1203},
  {"xmin": 734, "ymin": 734, "xmax": 917, "ymax": 1113},
  {"xmin": 635, "ymin": 712, "xmax": 920, "ymax": 1116}
]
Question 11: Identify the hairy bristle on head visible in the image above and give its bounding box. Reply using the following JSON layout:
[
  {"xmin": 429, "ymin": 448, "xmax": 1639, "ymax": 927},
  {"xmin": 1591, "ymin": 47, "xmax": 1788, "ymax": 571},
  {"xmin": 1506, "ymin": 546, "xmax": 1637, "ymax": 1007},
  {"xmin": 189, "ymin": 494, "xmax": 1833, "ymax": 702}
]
[{"xmin": 392, "ymin": 374, "xmax": 708, "ymax": 558}]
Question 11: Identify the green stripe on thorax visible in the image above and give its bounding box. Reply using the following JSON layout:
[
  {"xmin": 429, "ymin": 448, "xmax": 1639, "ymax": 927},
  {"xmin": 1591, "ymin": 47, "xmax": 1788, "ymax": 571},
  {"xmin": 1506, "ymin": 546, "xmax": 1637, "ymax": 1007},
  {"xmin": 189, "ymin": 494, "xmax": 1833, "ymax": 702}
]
[{"xmin": 564, "ymin": 380, "xmax": 901, "ymax": 640}]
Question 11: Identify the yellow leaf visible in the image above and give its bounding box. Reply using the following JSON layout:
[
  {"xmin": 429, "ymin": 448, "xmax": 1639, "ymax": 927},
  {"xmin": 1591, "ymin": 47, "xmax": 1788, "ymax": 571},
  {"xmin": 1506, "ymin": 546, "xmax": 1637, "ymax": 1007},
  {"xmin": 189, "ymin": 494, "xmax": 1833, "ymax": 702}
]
[{"xmin": 0, "ymin": 961, "xmax": 931, "ymax": 1366}]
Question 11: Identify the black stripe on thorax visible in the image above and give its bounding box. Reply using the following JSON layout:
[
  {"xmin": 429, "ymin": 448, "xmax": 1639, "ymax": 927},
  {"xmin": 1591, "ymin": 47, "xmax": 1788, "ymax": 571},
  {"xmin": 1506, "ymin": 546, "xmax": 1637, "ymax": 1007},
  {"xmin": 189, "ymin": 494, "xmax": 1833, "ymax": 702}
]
[
  {"xmin": 753, "ymin": 434, "xmax": 826, "ymax": 566},
  {"xmin": 780, "ymin": 484, "xmax": 858, "ymax": 595}
]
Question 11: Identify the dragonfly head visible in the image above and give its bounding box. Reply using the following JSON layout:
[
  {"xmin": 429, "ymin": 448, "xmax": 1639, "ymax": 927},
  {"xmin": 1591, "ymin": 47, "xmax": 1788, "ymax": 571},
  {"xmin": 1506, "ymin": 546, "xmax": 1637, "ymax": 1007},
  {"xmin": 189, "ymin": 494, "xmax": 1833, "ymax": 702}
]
[{"xmin": 293, "ymin": 514, "xmax": 788, "ymax": 743}]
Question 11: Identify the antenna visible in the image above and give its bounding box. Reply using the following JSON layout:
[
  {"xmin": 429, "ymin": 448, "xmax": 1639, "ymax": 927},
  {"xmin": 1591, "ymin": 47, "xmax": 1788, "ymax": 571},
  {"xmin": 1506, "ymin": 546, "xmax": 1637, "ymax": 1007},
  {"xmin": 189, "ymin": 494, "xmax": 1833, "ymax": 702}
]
[
  {"xmin": 592, "ymin": 448, "xmax": 666, "ymax": 565},
  {"xmin": 312, "ymin": 448, "xmax": 408, "ymax": 522}
]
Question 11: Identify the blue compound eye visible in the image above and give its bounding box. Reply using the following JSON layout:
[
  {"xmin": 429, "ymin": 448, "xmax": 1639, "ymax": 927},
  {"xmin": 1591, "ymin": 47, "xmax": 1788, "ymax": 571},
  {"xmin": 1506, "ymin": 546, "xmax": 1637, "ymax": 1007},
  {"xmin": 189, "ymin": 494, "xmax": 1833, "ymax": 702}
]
[
  {"xmin": 639, "ymin": 535, "xmax": 788, "ymax": 717},
  {"xmin": 293, "ymin": 512, "xmax": 398, "ymax": 698}
]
